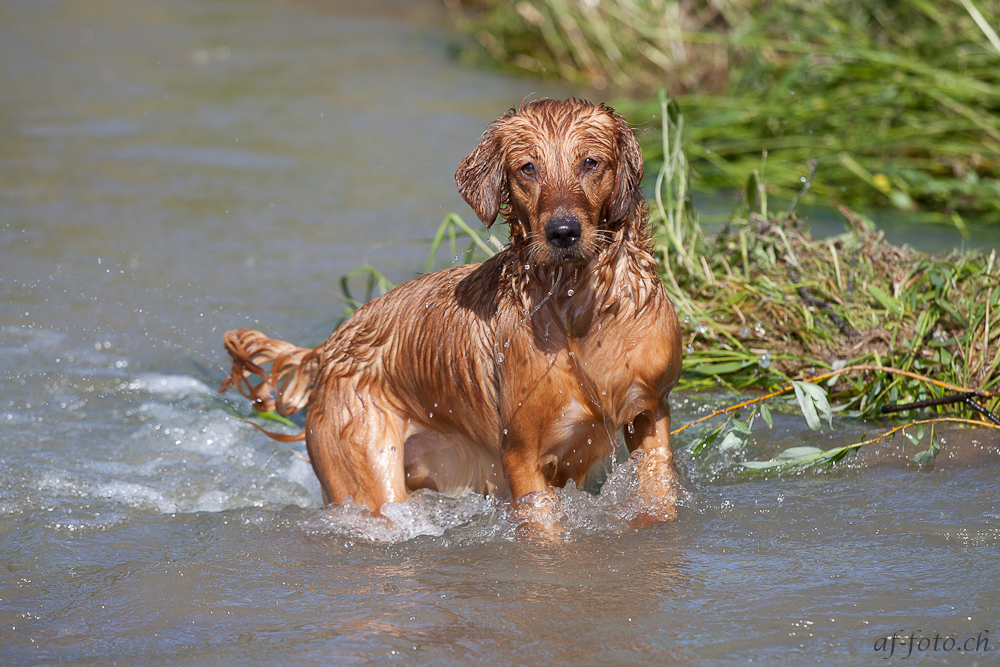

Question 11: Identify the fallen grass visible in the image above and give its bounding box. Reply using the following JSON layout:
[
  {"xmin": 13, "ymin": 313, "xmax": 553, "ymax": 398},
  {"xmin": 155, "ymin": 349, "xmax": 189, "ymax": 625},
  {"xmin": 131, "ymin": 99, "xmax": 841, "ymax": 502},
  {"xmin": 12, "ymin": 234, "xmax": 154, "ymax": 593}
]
[
  {"xmin": 648, "ymin": 95, "xmax": 1000, "ymax": 418},
  {"xmin": 647, "ymin": 94, "xmax": 1000, "ymax": 465}
]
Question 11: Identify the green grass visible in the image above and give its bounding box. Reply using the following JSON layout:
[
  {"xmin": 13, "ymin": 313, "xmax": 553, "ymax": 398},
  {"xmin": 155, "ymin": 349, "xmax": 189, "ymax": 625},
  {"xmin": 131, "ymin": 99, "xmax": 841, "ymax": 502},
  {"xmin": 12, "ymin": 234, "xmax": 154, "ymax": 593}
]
[
  {"xmin": 644, "ymin": 96, "xmax": 1000, "ymax": 420},
  {"xmin": 447, "ymin": 0, "xmax": 1000, "ymax": 219}
]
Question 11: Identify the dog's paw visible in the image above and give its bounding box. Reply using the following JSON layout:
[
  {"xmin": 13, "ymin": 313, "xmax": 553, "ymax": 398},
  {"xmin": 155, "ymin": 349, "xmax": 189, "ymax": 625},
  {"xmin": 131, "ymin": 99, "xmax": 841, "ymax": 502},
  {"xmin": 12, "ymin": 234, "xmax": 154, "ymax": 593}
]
[
  {"xmin": 628, "ymin": 446, "xmax": 680, "ymax": 524},
  {"xmin": 509, "ymin": 489, "xmax": 568, "ymax": 542}
]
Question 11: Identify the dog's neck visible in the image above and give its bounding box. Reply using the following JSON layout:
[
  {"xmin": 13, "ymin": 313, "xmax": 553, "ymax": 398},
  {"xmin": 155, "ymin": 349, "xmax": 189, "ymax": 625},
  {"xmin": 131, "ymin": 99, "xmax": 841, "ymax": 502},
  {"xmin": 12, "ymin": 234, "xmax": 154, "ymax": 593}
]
[{"xmin": 504, "ymin": 215, "xmax": 660, "ymax": 338}]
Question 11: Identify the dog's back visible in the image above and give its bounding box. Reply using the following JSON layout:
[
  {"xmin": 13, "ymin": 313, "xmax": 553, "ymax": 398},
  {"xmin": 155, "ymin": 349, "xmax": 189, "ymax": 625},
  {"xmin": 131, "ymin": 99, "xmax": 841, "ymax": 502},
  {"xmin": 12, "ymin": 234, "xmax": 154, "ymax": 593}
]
[{"xmin": 304, "ymin": 260, "xmax": 509, "ymax": 505}]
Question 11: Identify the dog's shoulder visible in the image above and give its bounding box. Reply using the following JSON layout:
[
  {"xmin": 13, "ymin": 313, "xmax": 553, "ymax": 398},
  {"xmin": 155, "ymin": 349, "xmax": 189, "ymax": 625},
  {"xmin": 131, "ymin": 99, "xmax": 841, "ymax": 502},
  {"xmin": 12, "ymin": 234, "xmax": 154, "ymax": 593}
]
[{"xmin": 453, "ymin": 250, "xmax": 515, "ymax": 322}]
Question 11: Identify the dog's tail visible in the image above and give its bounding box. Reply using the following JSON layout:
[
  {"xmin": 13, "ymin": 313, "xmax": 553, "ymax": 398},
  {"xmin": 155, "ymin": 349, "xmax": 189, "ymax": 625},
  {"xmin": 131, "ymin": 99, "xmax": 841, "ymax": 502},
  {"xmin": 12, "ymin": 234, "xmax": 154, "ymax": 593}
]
[{"xmin": 219, "ymin": 329, "xmax": 321, "ymax": 442}]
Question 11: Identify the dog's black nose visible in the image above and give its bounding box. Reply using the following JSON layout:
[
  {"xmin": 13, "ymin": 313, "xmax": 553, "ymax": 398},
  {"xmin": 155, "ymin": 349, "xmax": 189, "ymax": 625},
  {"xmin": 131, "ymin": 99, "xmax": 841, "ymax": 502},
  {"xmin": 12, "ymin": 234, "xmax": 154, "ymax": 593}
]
[{"xmin": 545, "ymin": 216, "xmax": 582, "ymax": 248}]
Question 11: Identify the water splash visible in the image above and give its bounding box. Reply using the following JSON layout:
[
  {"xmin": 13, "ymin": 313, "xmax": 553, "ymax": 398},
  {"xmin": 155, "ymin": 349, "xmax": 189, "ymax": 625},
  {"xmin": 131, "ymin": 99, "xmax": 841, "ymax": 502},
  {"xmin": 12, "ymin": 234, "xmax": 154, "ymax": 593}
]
[
  {"xmin": 298, "ymin": 456, "xmax": 685, "ymax": 544},
  {"xmin": 301, "ymin": 491, "xmax": 500, "ymax": 543}
]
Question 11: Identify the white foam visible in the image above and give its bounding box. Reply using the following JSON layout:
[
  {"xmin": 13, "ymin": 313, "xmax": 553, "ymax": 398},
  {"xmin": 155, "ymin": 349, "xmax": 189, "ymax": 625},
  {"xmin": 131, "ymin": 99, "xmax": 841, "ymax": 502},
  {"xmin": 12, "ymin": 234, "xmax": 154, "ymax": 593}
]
[
  {"xmin": 0, "ymin": 326, "xmax": 66, "ymax": 349},
  {"xmin": 123, "ymin": 399, "xmax": 321, "ymax": 514},
  {"xmin": 92, "ymin": 481, "xmax": 177, "ymax": 514},
  {"xmin": 284, "ymin": 455, "xmax": 323, "ymax": 502},
  {"xmin": 195, "ymin": 489, "xmax": 230, "ymax": 513},
  {"xmin": 46, "ymin": 509, "xmax": 131, "ymax": 532},
  {"xmin": 133, "ymin": 373, "xmax": 213, "ymax": 398},
  {"xmin": 304, "ymin": 491, "xmax": 498, "ymax": 543},
  {"xmin": 130, "ymin": 402, "xmax": 245, "ymax": 456},
  {"xmin": 292, "ymin": 455, "xmax": 693, "ymax": 543},
  {"xmin": 37, "ymin": 472, "xmax": 84, "ymax": 497}
]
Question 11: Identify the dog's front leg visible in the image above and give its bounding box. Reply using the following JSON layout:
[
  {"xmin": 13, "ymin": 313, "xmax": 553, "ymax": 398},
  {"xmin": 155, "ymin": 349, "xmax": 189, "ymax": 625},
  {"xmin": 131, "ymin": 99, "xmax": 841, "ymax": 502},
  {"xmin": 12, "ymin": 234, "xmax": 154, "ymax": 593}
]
[
  {"xmin": 625, "ymin": 407, "xmax": 680, "ymax": 524},
  {"xmin": 501, "ymin": 435, "xmax": 566, "ymax": 540}
]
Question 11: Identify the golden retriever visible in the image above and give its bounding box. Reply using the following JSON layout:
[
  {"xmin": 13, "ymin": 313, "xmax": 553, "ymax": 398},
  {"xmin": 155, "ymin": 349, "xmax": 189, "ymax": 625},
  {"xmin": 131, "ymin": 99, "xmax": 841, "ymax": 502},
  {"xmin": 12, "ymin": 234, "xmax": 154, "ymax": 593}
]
[{"xmin": 220, "ymin": 98, "xmax": 683, "ymax": 530}]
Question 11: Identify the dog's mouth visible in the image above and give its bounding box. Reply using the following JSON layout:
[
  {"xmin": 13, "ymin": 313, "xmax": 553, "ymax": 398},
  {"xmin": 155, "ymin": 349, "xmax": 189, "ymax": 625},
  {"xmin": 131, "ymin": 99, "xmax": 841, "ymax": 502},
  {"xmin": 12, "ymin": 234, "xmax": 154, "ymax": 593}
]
[
  {"xmin": 540, "ymin": 213, "xmax": 590, "ymax": 263},
  {"xmin": 546, "ymin": 243, "xmax": 588, "ymax": 263}
]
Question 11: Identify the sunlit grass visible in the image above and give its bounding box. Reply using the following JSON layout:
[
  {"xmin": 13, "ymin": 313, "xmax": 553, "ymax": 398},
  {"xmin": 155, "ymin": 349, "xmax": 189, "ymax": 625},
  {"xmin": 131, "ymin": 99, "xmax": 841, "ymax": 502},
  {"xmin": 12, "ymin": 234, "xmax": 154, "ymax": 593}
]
[{"xmin": 447, "ymin": 0, "xmax": 1000, "ymax": 219}]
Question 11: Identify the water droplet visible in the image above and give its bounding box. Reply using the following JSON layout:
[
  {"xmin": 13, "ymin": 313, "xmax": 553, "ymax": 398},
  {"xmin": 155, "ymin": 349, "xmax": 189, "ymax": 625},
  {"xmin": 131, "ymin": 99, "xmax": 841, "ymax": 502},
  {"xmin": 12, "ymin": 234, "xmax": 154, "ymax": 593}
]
[
  {"xmin": 524, "ymin": 264, "xmax": 530, "ymax": 270},
  {"xmin": 429, "ymin": 412, "xmax": 434, "ymax": 418},
  {"xmin": 587, "ymin": 438, "xmax": 592, "ymax": 444},
  {"xmin": 754, "ymin": 321, "xmax": 764, "ymax": 333},
  {"xmin": 425, "ymin": 303, "xmax": 431, "ymax": 309},
  {"xmin": 739, "ymin": 327, "xmax": 752, "ymax": 339},
  {"xmin": 601, "ymin": 390, "xmax": 606, "ymax": 395},
  {"xmin": 758, "ymin": 352, "xmax": 772, "ymax": 369},
  {"xmin": 683, "ymin": 314, "xmax": 691, "ymax": 324},
  {"xmin": 686, "ymin": 344, "xmax": 694, "ymax": 354},
  {"xmin": 627, "ymin": 422, "xmax": 635, "ymax": 434},
  {"xmin": 504, "ymin": 341, "xmax": 509, "ymax": 348},
  {"xmin": 434, "ymin": 403, "xmax": 438, "ymax": 408},
  {"xmin": 694, "ymin": 324, "xmax": 708, "ymax": 335},
  {"xmin": 496, "ymin": 353, "xmax": 505, "ymax": 363},
  {"xmin": 503, "ymin": 429, "xmax": 508, "ymax": 435},
  {"xmin": 567, "ymin": 289, "xmax": 575, "ymax": 296}
]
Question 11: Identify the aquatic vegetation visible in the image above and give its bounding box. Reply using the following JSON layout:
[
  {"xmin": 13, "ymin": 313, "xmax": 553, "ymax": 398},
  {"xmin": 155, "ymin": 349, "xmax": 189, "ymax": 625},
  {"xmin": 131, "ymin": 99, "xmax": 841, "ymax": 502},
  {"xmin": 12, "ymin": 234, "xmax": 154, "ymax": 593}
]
[
  {"xmin": 646, "ymin": 95, "xmax": 999, "ymax": 414},
  {"xmin": 446, "ymin": 0, "xmax": 1000, "ymax": 218},
  {"xmin": 646, "ymin": 95, "xmax": 1000, "ymax": 467}
]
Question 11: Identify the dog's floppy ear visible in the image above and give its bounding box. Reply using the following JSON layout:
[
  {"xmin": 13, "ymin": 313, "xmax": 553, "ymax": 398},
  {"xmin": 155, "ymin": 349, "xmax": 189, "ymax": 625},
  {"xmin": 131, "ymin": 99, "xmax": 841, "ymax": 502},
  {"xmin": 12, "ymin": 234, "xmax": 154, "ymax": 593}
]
[
  {"xmin": 608, "ymin": 111, "xmax": 644, "ymax": 223},
  {"xmin": 455, "ymin": 111, "xmax": 514, "ymax": 229}
]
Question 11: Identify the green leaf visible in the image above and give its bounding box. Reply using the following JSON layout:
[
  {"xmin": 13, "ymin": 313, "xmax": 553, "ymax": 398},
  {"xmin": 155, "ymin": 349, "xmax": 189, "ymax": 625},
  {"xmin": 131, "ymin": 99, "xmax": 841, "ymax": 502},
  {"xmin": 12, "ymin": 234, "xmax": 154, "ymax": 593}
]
[
  {"xmin": 791, "ymin": 381, "xmax": 832, "ymax": 431},
  {"xmin": 689, "ymin": 360, "xmax": 756, "ymax": 375},
  {"xmin": 689, "ymin": 423, "xmax": 724, "ymax": 456},
  {"xmin": 738, "ymin": 460, "xmax": 785, "ymax": 470},
  {"xmin": 868, "ymin": 284, "xmax": 904, "ymax": 315},
  {"xmin": 793, "ymin": 384, "xmax": 820, "ymax": 430},
  {"xmin": 776, "ymin": 446, "xmax": 825, "ymax": 459},
  {"xmin": 731, "ymin": 419, "xmax": 753, "ymax": 435},
  {"xmin": 719, "ymin": 431, "xmax": 745, "ymax": 451},
  {"xmin": 933, "ymin": 297, "xmax": 968, "ymax": 327},
  {"xmin": 738, "ymin": 446, "xmax": 824, "ymax": 470},
  {"xmin": 760, "ymin": 403, "xmax": 773, "ymax": 429},
  {"xmin": 911, "ymin": 430, "xmax": 940, "ymax": 465},
  {"xmin": 254, "ymin": 411, "xmax": 297, "ymax": 428}
]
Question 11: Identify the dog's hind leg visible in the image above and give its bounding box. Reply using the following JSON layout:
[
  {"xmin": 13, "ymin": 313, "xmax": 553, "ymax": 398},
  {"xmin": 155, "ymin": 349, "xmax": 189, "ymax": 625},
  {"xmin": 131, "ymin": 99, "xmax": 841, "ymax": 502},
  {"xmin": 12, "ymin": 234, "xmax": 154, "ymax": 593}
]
[{"xmin": 304, "ymin": 382, "xmax": 409, "ymax": 513}]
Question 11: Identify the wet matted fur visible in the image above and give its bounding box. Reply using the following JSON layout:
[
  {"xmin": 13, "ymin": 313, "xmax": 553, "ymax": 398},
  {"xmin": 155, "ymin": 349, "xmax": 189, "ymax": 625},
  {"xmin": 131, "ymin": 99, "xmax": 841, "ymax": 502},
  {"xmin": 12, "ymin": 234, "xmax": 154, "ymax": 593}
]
[{"xmin": 221, "ymin": 99, "xmax": 683, "ymax": 526}]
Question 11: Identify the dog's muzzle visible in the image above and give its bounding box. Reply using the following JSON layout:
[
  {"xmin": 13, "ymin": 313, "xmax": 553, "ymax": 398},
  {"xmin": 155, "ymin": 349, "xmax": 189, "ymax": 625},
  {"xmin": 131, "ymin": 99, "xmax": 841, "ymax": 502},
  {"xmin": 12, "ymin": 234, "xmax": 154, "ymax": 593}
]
[{"xmin": 544, "ymin": 215, "xmax": 582, "ymax": 249}]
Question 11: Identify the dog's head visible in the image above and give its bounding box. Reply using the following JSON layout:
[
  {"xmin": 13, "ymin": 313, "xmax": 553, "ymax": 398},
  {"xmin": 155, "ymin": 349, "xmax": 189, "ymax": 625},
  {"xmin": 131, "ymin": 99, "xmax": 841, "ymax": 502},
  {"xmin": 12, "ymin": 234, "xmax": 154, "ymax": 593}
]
[{"xmin": 456, "ymin": 98, "xmax": 644, "ymax": 265}]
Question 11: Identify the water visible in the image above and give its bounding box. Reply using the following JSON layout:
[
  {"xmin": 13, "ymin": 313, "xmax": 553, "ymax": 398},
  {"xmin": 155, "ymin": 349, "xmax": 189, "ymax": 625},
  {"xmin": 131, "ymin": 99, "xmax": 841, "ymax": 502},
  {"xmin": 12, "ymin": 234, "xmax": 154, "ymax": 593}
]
[{"xmin": 2, "ymin": 1, "xmax": 998, "ymax": 664}]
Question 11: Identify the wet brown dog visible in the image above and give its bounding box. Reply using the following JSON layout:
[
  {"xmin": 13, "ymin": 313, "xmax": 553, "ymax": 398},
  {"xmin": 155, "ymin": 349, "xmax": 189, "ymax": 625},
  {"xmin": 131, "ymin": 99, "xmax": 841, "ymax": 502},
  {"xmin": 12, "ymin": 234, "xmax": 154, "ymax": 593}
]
[{"xmin": 220, "ymin": 99, "xmax": 683, "ymax": 528}]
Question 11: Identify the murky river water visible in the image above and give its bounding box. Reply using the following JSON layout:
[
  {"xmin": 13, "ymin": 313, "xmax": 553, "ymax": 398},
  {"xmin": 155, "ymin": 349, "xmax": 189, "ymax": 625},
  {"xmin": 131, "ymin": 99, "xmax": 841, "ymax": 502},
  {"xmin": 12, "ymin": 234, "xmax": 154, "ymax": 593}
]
[{"xmin": 2, "ymin": 1, "xmax": 998, "ymax": 665}]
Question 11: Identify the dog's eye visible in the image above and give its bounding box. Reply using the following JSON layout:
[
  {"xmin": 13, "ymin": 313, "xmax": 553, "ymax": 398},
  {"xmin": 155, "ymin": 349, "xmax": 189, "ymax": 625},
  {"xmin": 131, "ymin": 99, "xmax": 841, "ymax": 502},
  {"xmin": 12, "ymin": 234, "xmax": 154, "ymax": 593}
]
[
  {"xmin": 520, "ymin": 163, "xmax": 535, "ymax": 177},
  {"xmin": 583, "ymin": 158, "xmax": 599, "ymax": 171}
]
